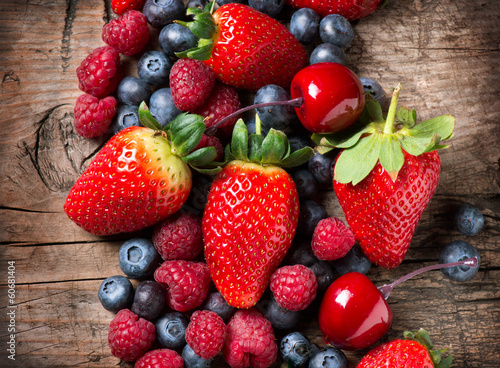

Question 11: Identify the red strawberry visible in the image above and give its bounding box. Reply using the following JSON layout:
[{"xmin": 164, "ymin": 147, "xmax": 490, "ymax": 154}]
[
  {"xmin": 176, "ymin": 3, "xmax": 308, "ymax": 91},
  {"xmin": 286, "ymin": 0, "xmax": 383, "ymax": 20},
  {"xmin": 203, "ymin": 117, "xmax": 314, "ymax": 308},
  {"xmin": 64, "ymin": 108, "xmax": 221, "ymax": 236},
  {"xmin": 111, "ymin": 0, "xmax": 146, "ymax": 15},
  {"xmin": 357, "ymin": 328, "xmax": 453, "ymax": 368},
  {"xmin": 313, "ymin": 84, "xmax": 455, "ymax": 268}
]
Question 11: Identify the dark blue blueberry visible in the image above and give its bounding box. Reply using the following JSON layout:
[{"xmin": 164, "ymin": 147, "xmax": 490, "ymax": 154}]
[
  {"xmin": 149, "ymin": 87, "xmax": 183, "ymax": 127},
  {"xmin": 130, "ymin": 280, "xmax": 166, "ymax": 321},
  {"xmin": 138, "ymin": 50, "xmax": 173, "ymax": 86},
  {"xmin": 142, "ymin": 0, "xmax": 186, "ymax": 28},
  {"xmin": 261, "ymin": 296, "xmax": 302, "ymax": 330},
  {"xmin": 319, "ymin": 14, "xmax": 354, "ymax": 48},
  {"xmin": 98, "ymin": 275, "xmax": 134, "ymax": 312},
  {"xmin": 111, "ymin": 104, "xmax": 141, "ymax": 134},
  {"xmin": 439, "ymin": 240, "xmax": 480, "ymax": 282},
  {"xmin": 118, "ymin": 238, "xmax": 161, "ymax": 279},
  {"xmin": 216, "ymin": 0, "xmax": 244, "ymax": 6},
  {"xmin": 310, "ymin": 261, "xmax": 336, "ymax": 294},
  {"xmin": 292, "ymin": 169, "xmax": 319, "ymax": 199},
  {"xmin": 159, "ymin": 23, "xmax": 199, "ymax": 58},
  {"xmin": 360, "ymin": 77, "xmax": 386, "ymax": 107},
  {"xmin": 288, "ymin": 133, "xmax": 312, "ymax": 153},
  {"xmin": 332, "ymin": 243, "xmax": 372, "ymax": 275},
  {"xmin": 182, "ymin": 343, "xmax": 213, "ymax": 368},
  {"xmin": 308, "ymin": 152, "xmax": 335, "ymax": 184},
  {"xmin": 254, "ymin": 84, "xmax": 296, "ymax": 132},
  {"xmin": 454, "ymin": 203, "xmax": 485, "ymax": 236},
  {"xmin": 298, "ymin": 200, "xmax": 328, "ymax": 236},
  {"xmin": 248, "ymin": 0, "xmax": 285, "ymax": 17},
  {"xmin": 290, "ymin": 8, "xmax": 321, "ymax": 44},
  {"xmin": 280, "ymin": 332, "xmax": 314, "ymax": 368},
  {"xmin": 156, "ymin": 311, "xmax": 189, "ymax": 350},
  {"xmin": 309, "ymin": 43, "xmax": 347, "ymax": 65},
  {"xmin": 286, "ymin": 241, "xmax": 318, "ymax": 267},
  {"xmin": 186, "ymin": 0, "xmax": 208, "ymax": 9},
  {"xmin": 201, "ymin": 291, "xmax": 236, "ymax": 321},
  {"xmin": 185, "ymin": 173, "xmax": 214, "ymax": 215},
  {"xmin": 116, "ymin": 76, "xmax": 152, "ymax": 106},
  {"xmin": 308, "ymin": 346, "xmax": 348, "ymax": 368}
]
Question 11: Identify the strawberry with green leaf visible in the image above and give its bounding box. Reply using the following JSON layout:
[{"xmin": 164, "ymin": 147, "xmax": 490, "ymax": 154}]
[
  {"xmin": 203, "ymin": 116, "xmax": 314, "ymax": 308},
  {"xmin": 64, "ymin": 103, "xmax": 221, "ymax": 236},
  {"xmin": 313, "ymin": 84, "xmax": 455, "ymax": 269}
]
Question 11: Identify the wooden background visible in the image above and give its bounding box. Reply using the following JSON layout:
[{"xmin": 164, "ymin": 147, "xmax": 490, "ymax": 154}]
[{"xmin": 1, "ymin": 0, "xmax": 499, "ymax": 367}]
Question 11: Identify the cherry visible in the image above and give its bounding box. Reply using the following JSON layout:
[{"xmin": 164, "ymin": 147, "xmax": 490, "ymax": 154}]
[{"xmin": 318, "ymin": 257, "xmax": 479, "ymax": 350}]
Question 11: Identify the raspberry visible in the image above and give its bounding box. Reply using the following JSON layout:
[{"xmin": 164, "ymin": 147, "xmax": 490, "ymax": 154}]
[
  {"xmin": 185, "ymin": 310, "xmax": 227, "ymax": 359},
  {"xmin": 154, "ymin": 260, "xmax": 211, "ymax": 312},
  {"xmin": 223, "ymin": 309, "xmax": 278, "ymax": 368},
  {"xmin": 270, "ymin": 264, "xmax": 318, "ymax": 311},
  {"xmin": 192, "ymin": 134, "xmax": 224, "ymax": 162},
  {"xmin": 102, "ymin": 10, "xmax": 150, "ymax": 56},
  {"xmin": 73, "ymin": 93, "xmax": 117, "ymax": 138},
  {"xmin": 152, "ymin": 212, "xmax": 203, "ymax": 261},
  {"xmin": 111, "ymin": 0, "xmax": 146, "ymax": 15},
  {"xmin": 311, "ymin": 217, "xmax": 356, "ymax": 261},
  {"xmin": 135, "ymin": 349, "xmax": 184, "ymax": 368},
  {"xmin": 76, "ymin": 46, "xmax": 122, "ymax": 98},
  {"xmin": 170, "ymin": 58, "xmax": 216, "ymax": 111},
  {"xmin": 108, "ymin": 309, "xmax": 156, "ymax": 362}
]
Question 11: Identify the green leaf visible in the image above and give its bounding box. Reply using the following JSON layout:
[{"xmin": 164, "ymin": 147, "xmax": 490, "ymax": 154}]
[
  {"xmin": 365, "ymin": 96, "xmax": 385, "ymax": 122},
  {"xmin": 176, "ymin": 40, "xmax": 214, "ymax": 60},
  {"xmin": 396, "ymin": 106, "xmax": 417, "ymax": 127},
  {"xmin": 400, "ymin": 134, "xmax": 439, "ymax": 156},
  {"xmin": 315, "ymin": 145, "xmax": 335, "ymax": 155},
  {"xmin": 182, "ymin": 146, "xmax": 217, "ymax": 166},
  {"xmin": 379, "ymin": 134, "xmax": 404, "ymax": 181},
  {"xmin": 171, "ymin": 121, "xmax": 205, "ymax": 156},
  {"xmin": 334, "ymin": 133, "xmax": 383, "ymax": 185},
  {"xmin": 230, "ymin": 119, "xmax": 249, "ymax": 161},
  {"xmin": 411, "ymin": 114, "xmax": 455, "ymax": 141},
  {"xmin": 436, "ymin": 354, "xmax": 453, "ymax": 368},
  {"xmin": 138, "ymin": 102, "xmax": 163, "ymax": 131},
  {"xmin": 248, "ymin": 134, "xmax": 264, "ymax": 162},
  {"xmin": 312, "ymin": 123, "xmax": 374, "ymax": 150},
  {"xmin": 261, "ymin": 129, "xmax": 287, "ymax": 164},
  {"xmin": 191, "ymin": 166, "xmax": 222, "ymax": 175},
  {"xmin": 280, "ymin": 146, "xmax": 315, "ymax": 168}
]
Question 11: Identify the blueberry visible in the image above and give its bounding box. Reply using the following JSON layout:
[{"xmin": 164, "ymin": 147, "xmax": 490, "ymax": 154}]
[
  {"xmin": 138, "ymin": 51, "xmax": 173, "ymax": 86},
  {"xmin": 298, "ymin": 200, "xmax": 328, "ymax": 236},
  {"xmin": 290, "ymin": 8, "xmax": 321, "ymax": 44},
  {"xmin": 155, "ymin": 311, "xmax": 189, "ymax": 350},
  {"xmin": 118, "ymin": 238, "xmax": 161, "ymax": 279},
  {"xmin": 248, "ymin": 0, "xmax": 285, "ymax": 17},
  {"xmin": 216, "ymin": 0, "xmax": 244, "ymax": 5},
  {"xmin": 116, "ymin": 76, "xmax": 152, "ymax": 106},
  {"xmin": 292, "ymin": 169, "xmax": 319, "ymax": 199},
  {"xmin": 254, "ymin": 84, "xmax": 295, "ymax": 132},
  {"xmin": 111, "ymin": 104, "xmax": 141, "ymax": 134},
  {"xmin": 319, "ymin": 14, "xmax": 354, "ymax": 48},
  {"xmin": 149, "ymin": 87, "xmax": 183, "ymax": 127},
  {"xmin": 309, "ymin": 261, "xmax": 336, "ymax": 294},
  {"xmin": 186, "ymin": 0, "xmax": 208, "ymax": 9},
  {"xmin": 360, "ymin": 77, "xmax": 386, "ymax": 107},
  {"xmin": 454, "ymin": 203, "xmax": 485, "ymax": 236},
  {"xmin": 308, "ymin": 152, "xmax": 335, "ymax": 184},
  {"xmin": 280, "ymin": 332, "xmax": 314, "ymax": 368},
  {"xmin": 439, "ymin": 240, "xmax": 480, "ymax": 282},
  {"xmin": 308, "ymin": 346, "xmax": 348, "ymax": 368},
  {"xmin": 98, "ymin": 275, "xmax": 134, "ymax": 312},
  {"xmin": 142, "ymin": 0, "xmax": 186, "ymax": 28},
  {"xmin": 286, "ymin": 241, "xmax": 318, "ymax": 267},
  {"xmin": 309, "ymin": 43, "xmax": 347, "ymax": 65},
  {"xmin": 182, "ymin": 343, "xmax": 213, "ymax": 368},
  {"xmin": 288, "ymin": 133, "xmax": 312, "ymax": 153},
  {"xmin": 201, "ymin": 291, "xmax": 236, "ymax": 321},
  {"xmin": 332, "ymin": 243, "xmax": 372, "ymax": 275},
  {"xmin": 130, "ymin": 280, "xmax": 166, "ymax": 321},
  {"xmin": 261, "ymin": 296, "xmax": 302, "ymax": 330},
  {"xmin": 159, "ymin": 23, "xmax": 199, "ymax": 58}
]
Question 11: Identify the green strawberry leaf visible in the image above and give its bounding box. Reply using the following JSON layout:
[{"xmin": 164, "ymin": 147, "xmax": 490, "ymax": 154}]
[
  {"xmin": 400, "ymin": 134, "xmax": 439, "ymax": 156},
  {"xmin": 248, "ymin": 134, "xmax": 264, "ymax": 162},
  {"xmin": 138, "ymin": 101, "xmax": 163, "ymax": 131},
  {"xmin": 410, "ymin": 114, "xmax": 455, "ymax": 141},
  {"xmin": 230, "ymin": 119, "xmax": 249, "ymax": 161},
  {"xmin": 261, "ymin": 128, "xmax": 288, "ymax": 164},
  {"xmin": 396, "ymin": 106, "xmax": 417, "ymax": 127},
  {"xmin": 280, "ymin": 146, "xmax": 315, "ymax": 168},
  {"xmin": 182, "ymin": 146, "xmax": 217, "ymax": 166},
  {"xmin": 312, "ymin": 123, "xmax": 374, "ymax": 150},
  {"xmin": 168, "ymin": 114, "xmax": 206, "ymax": 156},
  {"xmin": 379, "ymin": 134, "xmax": 404, "ymax": 181},
  {"xmin": 191, "ymin": 165, "xmax": 222, "ymax": 175}
]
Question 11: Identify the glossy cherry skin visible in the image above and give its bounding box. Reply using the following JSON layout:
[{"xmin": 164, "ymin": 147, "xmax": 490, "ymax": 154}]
[
  {"xmin": 290, "ymin": 62, "xmax": 365, "ymax": 134},
  {"xmin": 318, "ymin": 272, "xmax": 393, "ymax": 350}
]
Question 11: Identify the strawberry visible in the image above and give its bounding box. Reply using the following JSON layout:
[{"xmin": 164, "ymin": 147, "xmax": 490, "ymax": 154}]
[
  {"xmin": 286, "ymin": 0, "xmax": 383, "ymax": 20},
  {"xmin": 203, "ymin": 116, "xmax": 314, "ymax": 308},
  {"xmin": 64, "ymin": 104, "xmax": 221, "ymax": 236},
  {"xmin": 357, "ymin": 328, "xmax": 453, "ymax": 368},
  {"xmin": 313, "ymin": 84, "xmax": 455, "ymax": 268},
  {"xmin": 176, "ymin": 2, "xmax": 308, "ymax": 91}
]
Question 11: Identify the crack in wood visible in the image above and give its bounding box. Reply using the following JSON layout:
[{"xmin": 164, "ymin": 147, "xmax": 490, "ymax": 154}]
[{"xmin": 61, "ymin": 0, "xmax": 79, "ymax": 72}]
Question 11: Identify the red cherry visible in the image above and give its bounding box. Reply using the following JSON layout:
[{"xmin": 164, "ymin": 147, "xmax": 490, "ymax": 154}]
[{"xmin": 290, "ymin": 62, "xmax": 365, "ymax": 134}]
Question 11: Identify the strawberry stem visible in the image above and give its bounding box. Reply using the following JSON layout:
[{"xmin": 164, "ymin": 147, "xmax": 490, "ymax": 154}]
[
  {"xmin": 383, "ymin": 83, "xmax": 401, "ymax": 135},
  {"xmin": 377, "ymin": 257, "xmax": 479, "ymax": 299}
]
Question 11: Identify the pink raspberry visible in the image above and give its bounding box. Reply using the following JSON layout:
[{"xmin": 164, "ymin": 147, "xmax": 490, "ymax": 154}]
[
  {"xmin": 311, "ymin": 217, "xmax": 356, "ymax": 261},
  {"xmin": 73, "ymin": 93, "xmax": 117, "ymax": 138},
  {"xmin": 186, "ymin": 310, "xmax": 227, "ymax": 359},
  {"xmin": 108, "ymin": 309, "xmax": 156, "ymax": 362},
  {"xmin": 135, "ymin": 349, "xmax": 184, "ymax": 368},
  {"xmin": 270, "ymin": 264, "xmax": 318, "ymax": 311},
  {"xmin": 76, "ymin": 45, "xmax": 122, "ymax": 98},
  {"xmin": 102, "ymin": 10, "xmax": 150, "ymax": 56},
  {"xmin": 223, "ymin": 309, "xmax": 278, "ymax": 368},
  {"xmin": 154, "ymin": 260, "xmax": 211, "ymax": 312},
  {"xmin": 170, "ymin": 58, "xmax": 216, "ymax": 111}
]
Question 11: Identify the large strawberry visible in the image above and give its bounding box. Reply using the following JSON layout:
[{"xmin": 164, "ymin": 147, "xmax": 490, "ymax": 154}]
[
  {"xmin": 286, "ymin": 0, "xmax": 383, "ymax": 20},
  {"xmin": 176, "ymin": 2, "xmax": 308, "ymax": 91},
  {"xmin": 357, "ymin": 328, "xmax": 452, "ymax": 368},
  {"xmin": 313, "ymin": 84, "xmax": 455, "ymax": 268},
  {"xmin": 203, "ymin": 117, "xmax": 314, "ymax": 308},
  {"xmin": 64, "ymin": 104, "xmax": 221, "ymax": 236}
]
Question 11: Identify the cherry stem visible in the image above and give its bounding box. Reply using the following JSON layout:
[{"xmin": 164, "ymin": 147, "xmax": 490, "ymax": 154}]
[
  {"xmin": 205, "ymin": 97, "xmax": 304, "ymax": 136},
  {"xmin": 377, "ymin": 257, "xmax": 479, "ymax": 300}
]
